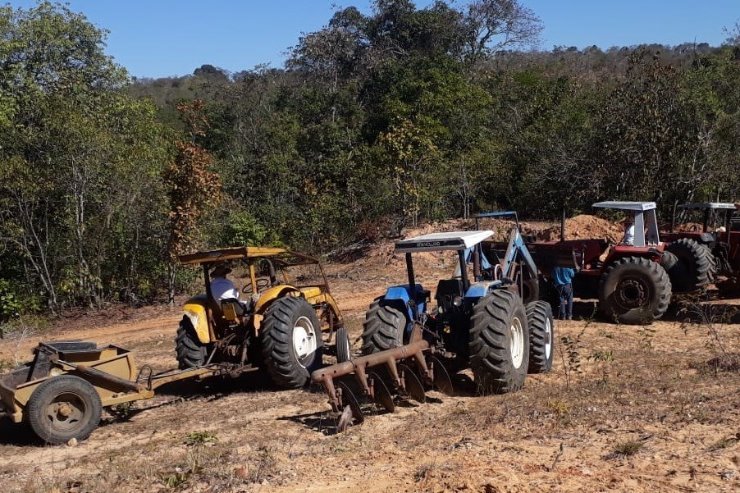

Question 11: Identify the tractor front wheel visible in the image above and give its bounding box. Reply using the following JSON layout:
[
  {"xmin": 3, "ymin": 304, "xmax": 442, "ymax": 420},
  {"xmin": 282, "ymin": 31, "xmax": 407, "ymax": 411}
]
[
  {"xmin": 599, "ymin": 256, "xmax": 671, "ymax": 325},
  {"xmin": 260, "ymin": 296, "xmax": 323, "ymax": 389},
  {"xmin": 526, "ymin": 301, "xmax": 554, "ymax": 374},
  {"xmin": 335, "ymin": 327, "xmax": 352, "ymax": 363},
  {"xmin": 469, "ymin": 290, "xmax": 529, "ymax": 394},
  {"xmin": 175, "ymin": 317, "xmax": 207, "ymax": 369},
  {"xmin": 27, "ymin": 375, "xmax": 102, "ymax": 445},
  {"xmin": 361, "ymin": 300, "xmax": 405, "ymax": 355}
]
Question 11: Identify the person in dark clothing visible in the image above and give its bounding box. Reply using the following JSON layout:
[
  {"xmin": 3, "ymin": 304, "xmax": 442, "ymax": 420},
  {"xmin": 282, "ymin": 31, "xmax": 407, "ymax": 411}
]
[{"xmin": 551, "ymin": 265, "xmax": 576, "ymax": 320}]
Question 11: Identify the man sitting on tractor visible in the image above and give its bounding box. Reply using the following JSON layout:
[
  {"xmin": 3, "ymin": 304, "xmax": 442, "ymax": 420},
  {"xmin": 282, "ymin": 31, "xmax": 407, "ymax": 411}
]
[
  {"xmin": 210, "ymin": 265, "xmax": 237, "ymax": 300},
  {"xmin": 620, "ymin": 217, "xmax": 635, "ymax": 246},
  {"xmin": 209, "ymin": 264, "xmax": 249, "ymax": 314}
]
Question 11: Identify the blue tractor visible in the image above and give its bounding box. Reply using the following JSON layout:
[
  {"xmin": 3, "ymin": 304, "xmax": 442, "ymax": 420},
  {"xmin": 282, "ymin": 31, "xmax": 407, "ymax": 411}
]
[{"xmin": 361, "ymin": 225, "xmax": 554, "ymax": 394}]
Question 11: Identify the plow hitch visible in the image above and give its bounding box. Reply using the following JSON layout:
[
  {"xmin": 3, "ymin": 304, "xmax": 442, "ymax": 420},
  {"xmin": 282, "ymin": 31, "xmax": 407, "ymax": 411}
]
[{"xmin": 310, "ymin": 330, "xmax": 454, "ymax": 432}]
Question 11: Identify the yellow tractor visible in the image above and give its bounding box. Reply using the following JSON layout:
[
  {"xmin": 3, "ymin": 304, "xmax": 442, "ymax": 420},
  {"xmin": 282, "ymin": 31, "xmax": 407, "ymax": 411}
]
[{"xmin": 177, "ymin": 246, "xmax": 346, "ymax": 388}]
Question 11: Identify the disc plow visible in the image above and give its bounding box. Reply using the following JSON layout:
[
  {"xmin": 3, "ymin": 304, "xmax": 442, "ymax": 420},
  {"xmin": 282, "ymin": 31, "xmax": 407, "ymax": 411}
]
[{"xmin": 310, "ymin": 327, "xmax": 455, "ymax": 432}]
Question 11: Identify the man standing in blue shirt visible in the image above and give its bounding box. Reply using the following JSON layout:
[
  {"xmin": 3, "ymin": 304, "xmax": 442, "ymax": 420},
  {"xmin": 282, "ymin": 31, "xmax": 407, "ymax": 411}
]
[{"xmin": 551, "ymin": 265, "xmax": 576, "ymax": 320}]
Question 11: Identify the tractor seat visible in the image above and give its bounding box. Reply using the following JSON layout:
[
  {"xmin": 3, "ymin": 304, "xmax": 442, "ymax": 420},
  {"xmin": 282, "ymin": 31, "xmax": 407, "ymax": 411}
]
[{"xmin": 435, "ymin": 279, "xmax": 464, "ymax": 302}]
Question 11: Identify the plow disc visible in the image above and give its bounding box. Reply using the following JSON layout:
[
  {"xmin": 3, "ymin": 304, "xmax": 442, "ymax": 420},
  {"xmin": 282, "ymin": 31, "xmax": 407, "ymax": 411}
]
[{"xmin": 310, "ymin": 330, "xmax": 456, "ymax": 432}]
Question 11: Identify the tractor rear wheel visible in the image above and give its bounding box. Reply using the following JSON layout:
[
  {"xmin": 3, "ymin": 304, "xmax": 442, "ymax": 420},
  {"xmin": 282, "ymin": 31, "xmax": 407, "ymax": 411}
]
[
  {"xmin": 526, "ymin": 301, "xmax": 554, "ymax": 374},
  {"xmin": 469, "ymin": 290, "xmax": 529, "ymax": 394},
  {"xmin": 599, "ymin": 256, "xmax": 671, "ymax": 325},
  {"xmin": 665, "ymin": 238, "xmax": 713, "ymax": 292},
  {"xmin": 175, "ymin": 317, "xmax": 207, "ymax": 369},
  {"xmin": 27, "ymin": 375, "xmax": 102, "ymax": 445},
  {"xmin": 361, "ymin": 300, "xmax": 405, "ymax": 355},
  {"xmin": 260, "ymin": 296, "xmax": 323, "ymax": 389}
]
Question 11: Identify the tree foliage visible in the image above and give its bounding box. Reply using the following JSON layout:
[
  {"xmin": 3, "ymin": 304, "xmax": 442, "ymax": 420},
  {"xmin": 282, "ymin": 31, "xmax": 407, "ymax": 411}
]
[{"xmin": 2, "ymin": 1, "xmax": 739, "ymax": 318}]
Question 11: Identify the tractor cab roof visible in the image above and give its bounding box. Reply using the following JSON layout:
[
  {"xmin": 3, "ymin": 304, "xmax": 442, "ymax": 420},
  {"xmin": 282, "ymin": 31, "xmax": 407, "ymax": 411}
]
[
  {"xmin": 178, "ymin": 246, "xmax": 318, "ymax": 267},
  {"xmin": 592, "ymin": 201, "xmax": 657, "ymax": 211},
  {"xmin": 679, "ymin": 202, "xmax": 737, "ymax": 210},
  {"xmin": 395, "ymin": 230, "xmax": 494, "ymax": 253}
]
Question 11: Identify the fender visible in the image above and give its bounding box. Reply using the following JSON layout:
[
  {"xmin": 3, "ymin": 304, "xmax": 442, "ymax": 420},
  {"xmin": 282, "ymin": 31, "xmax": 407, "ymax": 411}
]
[
  {"xmin": 464, "ymin": 280, "xmax": 503, "ymax": 301},
  {"xmin": 183, "ymin": 295, "xmax": 211, "ymax": 344},
  {"xmin": 381, "ymin": 284, "xmax": 427, "ymax": 333}
]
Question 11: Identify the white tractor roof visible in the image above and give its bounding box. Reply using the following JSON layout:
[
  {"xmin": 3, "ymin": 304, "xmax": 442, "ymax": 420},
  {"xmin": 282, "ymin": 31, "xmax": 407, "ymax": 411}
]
[
  {"xmin": 592, "ymin": 201, "xmax": 657, "ymax": 211},
  {"xmin": 395, "ymin": 230, "xmax": 494, "ymax": 253},
  {"xmin": 680, "ymin": 202, "xmax": 737, "ymax": 210}
]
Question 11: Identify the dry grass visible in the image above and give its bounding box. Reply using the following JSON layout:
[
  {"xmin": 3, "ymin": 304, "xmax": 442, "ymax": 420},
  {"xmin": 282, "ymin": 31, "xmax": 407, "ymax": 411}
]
[{"xmin": 0, "ymin": 245, "xmax": 738, "ymax": 492}]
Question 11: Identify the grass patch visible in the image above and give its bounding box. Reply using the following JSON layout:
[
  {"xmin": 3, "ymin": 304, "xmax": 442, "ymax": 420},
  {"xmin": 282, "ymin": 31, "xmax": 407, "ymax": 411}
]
[
  {"xmin": 613, "ymin": 440, "xmax": 643, "ymax": 457},
  {"xmin": 184, "ymin": 430, "xmax": 218, "ymax": 446}
]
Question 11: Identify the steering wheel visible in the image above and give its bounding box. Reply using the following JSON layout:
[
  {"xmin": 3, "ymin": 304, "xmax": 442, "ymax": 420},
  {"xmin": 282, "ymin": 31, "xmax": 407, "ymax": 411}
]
[{"xmin": 242, "ymin": 277, "xmax": 271, "ymax": 294}]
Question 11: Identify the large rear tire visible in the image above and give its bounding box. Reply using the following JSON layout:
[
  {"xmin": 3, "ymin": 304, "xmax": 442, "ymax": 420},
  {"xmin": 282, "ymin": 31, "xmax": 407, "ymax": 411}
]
[
  {"xmin": 469, "ymin": 290, "xmax": 529, "ymax": 394},
  {"xmin": 665, "ymin": 238, "xmax": 713, "ymax": 292},
  {"xmin": 599, "ymin": 256, "xmax": 671, "ymax": 325},
  {"xmin": 526, "ymin": 301, "xmax": 554, "ymax": 374},
  {"xmin": 175, "ymin": 317, "xmax": 207, "ymax": 369},
  {"xmin": 361, "ymin": 300, "xmax": 405, "ymax": 355},
  {"xmin": 27, "ymin": 375, "xmax": 102, "ymax": 445},
  {"xmin": 260, "ymin": 296, "xmax": 323, "ymax": 389}
]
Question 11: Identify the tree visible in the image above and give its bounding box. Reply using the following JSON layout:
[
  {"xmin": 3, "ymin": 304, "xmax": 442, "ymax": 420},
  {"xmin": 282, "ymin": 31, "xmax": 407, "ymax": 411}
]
[
  {"xmin": 0, "ymin": 2, "xmax": 170, "ymax": 311},
  {"xmin": 164, "ymin": 100, "xmax": 222, "ymax": 304}
]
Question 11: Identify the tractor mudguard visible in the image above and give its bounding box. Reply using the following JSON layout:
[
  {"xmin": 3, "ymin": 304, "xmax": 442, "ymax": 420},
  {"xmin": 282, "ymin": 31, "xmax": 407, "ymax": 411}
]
[
  {"xmin": 464, "ymin": 280, "xmax": 503, "ymax": 300},
  {"xmin": 381, "ymin": 284, "xmax": 427, "ymax": 333},
  {"xmin": 183, "ymin": 296, "xmax": 211, "ymax": 344},
  {"xmin": 254, "ymin": 285, "xmax": 297, "ymax": 313}
]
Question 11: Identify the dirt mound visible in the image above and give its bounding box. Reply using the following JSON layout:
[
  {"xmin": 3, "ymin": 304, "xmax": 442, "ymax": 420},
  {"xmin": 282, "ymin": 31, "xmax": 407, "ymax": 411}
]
[
  {"xmin": 673, "ymin": 222, "xmax": 705, "ymax": 233},
  {"xmin": 542, "ymin": 214, "xmax": 623, "ymax": 243}
]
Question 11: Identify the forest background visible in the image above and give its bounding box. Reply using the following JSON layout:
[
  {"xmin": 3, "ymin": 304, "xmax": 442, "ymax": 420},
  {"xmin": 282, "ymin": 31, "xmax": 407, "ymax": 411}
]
[{"xmin": 0, "ymin": 0, "xmax": 738, "ymax": 322}]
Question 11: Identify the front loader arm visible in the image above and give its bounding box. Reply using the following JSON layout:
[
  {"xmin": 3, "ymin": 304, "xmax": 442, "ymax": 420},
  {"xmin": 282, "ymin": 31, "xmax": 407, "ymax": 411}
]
[{"xmin": 501, "ymin": 228, "xmax": 538, "ymax": 281}]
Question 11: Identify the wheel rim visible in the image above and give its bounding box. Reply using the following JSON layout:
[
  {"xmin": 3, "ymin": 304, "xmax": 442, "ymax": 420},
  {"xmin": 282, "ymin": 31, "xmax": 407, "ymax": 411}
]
[
  {"xmin": 510, "ymin": 316, "xmax": 525, "ymax": 369},
  {"xmin": 543, "ymin": 317, "xmax": 552, "ymax": 361},
  {"xmin": 615, "ymin": 277, "xmax": 650, "ymax": 310},
  {"xmin": 45, "ymin": 392, "xmax": 87, "ymax": 434},
  {"xmin": 292, "ymin": 316, "xmax": 317, "ymax": 366}
]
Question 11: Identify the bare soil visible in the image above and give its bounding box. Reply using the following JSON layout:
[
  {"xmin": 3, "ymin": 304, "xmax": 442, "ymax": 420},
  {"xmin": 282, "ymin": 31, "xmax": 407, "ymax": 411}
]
[{"xmin": 1, "ymin": 219, "xmax": 738, "ymax": 493}]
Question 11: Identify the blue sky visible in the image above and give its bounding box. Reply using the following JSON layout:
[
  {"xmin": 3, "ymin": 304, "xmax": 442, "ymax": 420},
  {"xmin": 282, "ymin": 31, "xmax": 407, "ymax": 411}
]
[{"xmin": 6, "ymin": 1, "xmax": 739, "ymax": 78}]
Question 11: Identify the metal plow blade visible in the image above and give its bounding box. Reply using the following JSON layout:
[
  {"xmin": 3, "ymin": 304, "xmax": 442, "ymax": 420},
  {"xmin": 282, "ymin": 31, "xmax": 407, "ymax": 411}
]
[{"xmin": 310, "ymin": 336, "xmax": 458, "ymax": 432}]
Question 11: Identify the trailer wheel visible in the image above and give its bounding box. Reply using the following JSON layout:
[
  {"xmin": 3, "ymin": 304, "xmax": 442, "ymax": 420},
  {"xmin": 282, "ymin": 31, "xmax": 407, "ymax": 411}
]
[
  {"xmin": 27, "ymin": 375, "xmax": 102, "ymax": 445},
  {"xmin": 469, "ymin": 290, "xmax": 529, "ymax": 394},
  {"xmin": 526, "ymin": 301, "xmax": 554, "ymax": 373},
  {"xmin": 665, "ymin": 238, "xmax": 713, "ymax": 292},
  {"xmin": 175, "ymin": 317, "xmax": 207, "ymax": 369},
  {"xmin": 335, "ymin": 327, "xmax": 352, "ymax": 363},
  {"xmin": 599, "ymin": 256, "xmax": 671, "ymax": 325},
  {"xmin": 361, "ymin": 300, "xmax": 404, "ymax": 355},
  {"xmin": 260, "ymin": 296, "xmax": 323, "ymax": 389}
]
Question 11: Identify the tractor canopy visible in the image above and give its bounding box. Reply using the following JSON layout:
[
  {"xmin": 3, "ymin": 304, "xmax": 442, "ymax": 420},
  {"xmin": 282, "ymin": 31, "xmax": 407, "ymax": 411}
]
[
  {"xmin": 679, "ymin": 202, "xmax": 737, "ymax": 211},
  {"xmin": 394, "ymin": 230, "xmax": 494, "ymax": 253},
  {"xmin": 178, "ymin": 246, "xmax": 314, "ymax": 266},
  {"xmin": 592, "ymin": 201, "xmax": 657, "ymax": 211},
  {"xmin": 592, "ymin": 201, "xmax": 660, "ymax": 247}
]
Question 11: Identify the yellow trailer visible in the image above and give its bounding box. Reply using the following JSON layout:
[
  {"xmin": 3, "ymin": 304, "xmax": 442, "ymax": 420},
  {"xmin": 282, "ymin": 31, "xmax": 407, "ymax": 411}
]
[{"xmin": 0, "ymin": 341, "xmax": 232, "ymax": 444}]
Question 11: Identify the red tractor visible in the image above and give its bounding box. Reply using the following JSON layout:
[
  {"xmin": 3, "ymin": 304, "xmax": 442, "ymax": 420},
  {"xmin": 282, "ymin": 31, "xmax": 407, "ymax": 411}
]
[
  {"xmin": 533, "ymin": 201, "xmax": 672, "ymax": 325},
  {"xmin": 662, "ymin": 202, "xmax": 740, "ymax": 296}
]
